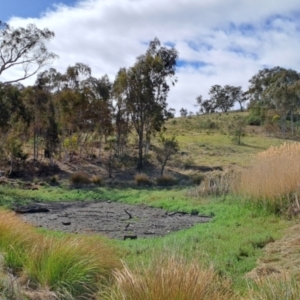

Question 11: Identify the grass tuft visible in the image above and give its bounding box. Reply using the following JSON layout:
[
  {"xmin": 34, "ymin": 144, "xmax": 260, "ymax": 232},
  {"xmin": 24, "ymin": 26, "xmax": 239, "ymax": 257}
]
[
  {"xmin": 187, "ymin": 172, "xmax": 235, "ymax": 197},
  {"xmin": 0, "ymin": 210, "xmax": 120, "ymax": 298},
  {"xmin": 156, "ymin": 175, "xmax": 177, "ymax": 186},
  {"xmin": 69, "ymin": 172, "xmax": 91, "ymax": 185},
  {"xmin": 134, "ymin": 173, "xmax": 152, "ymax": 186},
  {"xmin": 101, "ymin": 254, "xmax": 236, "ymax": 300}
]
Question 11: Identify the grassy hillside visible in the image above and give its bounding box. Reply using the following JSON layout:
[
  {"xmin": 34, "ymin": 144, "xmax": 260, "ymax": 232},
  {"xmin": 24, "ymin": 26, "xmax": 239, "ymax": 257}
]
[{"xmin": 0, "ymin": 111, "xmax": 299, "ymax": 299}]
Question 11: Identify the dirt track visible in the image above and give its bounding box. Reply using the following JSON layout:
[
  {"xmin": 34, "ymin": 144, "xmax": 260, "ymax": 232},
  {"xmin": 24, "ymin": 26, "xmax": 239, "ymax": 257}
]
[{"xmin": 20, "ymin": 201, "xmax": 210, "ymax": 240}]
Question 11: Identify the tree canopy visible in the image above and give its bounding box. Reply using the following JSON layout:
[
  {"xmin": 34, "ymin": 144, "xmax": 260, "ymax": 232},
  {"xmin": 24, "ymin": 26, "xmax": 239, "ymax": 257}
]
[{"xmin": 0, "ymin": 21, "xmax": 57, "ymax": 84}]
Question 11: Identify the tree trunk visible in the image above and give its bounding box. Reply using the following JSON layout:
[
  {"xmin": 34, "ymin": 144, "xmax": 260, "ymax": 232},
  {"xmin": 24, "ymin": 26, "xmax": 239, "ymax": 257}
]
[{"xmin": 137, "ymin": 130, "xmax": 144, "ymax": 170}]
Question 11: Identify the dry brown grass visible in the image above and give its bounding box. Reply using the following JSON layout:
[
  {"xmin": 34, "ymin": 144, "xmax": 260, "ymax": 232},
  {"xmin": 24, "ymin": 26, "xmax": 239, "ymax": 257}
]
[
  {"xmin": 156, "ymin": 175, "xmax": 177, "ymax": 186},
  {"xmin": 236, "ymin": 143, "xmax": 300, "ymax": 212},
  {"xmin": 134, "ymin": 173, "xmax": 152, "ymax": 186},
  {"xmin": 245, "ymin": 272, "xmax": 300, "ymax": 300},
  {"xmin": 101, "ymin": 254, "xmax": 237, "ymax": 300},
  {"xmin": 69, "ymin": 171, "xmax": 91, "ymax": 185},
  {"xmin": 187, "ymin": 171, "xmax": 236, "ymax": 198}
]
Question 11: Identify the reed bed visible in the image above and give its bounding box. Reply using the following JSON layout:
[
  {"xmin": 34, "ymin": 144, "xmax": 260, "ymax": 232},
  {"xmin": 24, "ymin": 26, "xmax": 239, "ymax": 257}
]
[{"xmin": 237, "ymin": 143, "xmax": 300, "ymax": 213}]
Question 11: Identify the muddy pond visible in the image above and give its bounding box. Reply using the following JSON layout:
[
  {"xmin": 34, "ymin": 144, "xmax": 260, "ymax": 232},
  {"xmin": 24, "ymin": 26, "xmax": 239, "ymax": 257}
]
[{"xmin": 18, "ymin": 201, "xmax": 211, "ymax": 240}]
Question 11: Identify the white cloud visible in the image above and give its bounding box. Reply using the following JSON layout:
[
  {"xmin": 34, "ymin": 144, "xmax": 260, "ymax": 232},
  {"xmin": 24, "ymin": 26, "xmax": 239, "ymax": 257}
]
[{"xmin": 1, "ymin": 0, "xmax": 300, "ymax": 114}]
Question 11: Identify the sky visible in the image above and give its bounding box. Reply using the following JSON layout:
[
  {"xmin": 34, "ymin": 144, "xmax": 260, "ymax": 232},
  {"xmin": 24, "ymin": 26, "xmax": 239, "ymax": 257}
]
[{"xmin": 1, "ymin": 0, "xmax": 300, "ymax": 114}]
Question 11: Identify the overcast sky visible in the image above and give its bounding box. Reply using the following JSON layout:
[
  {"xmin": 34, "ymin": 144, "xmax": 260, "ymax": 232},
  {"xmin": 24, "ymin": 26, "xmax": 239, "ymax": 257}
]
[{"xmin": 1, "ymin": 0, "xmax": 300, "ymax": 114}]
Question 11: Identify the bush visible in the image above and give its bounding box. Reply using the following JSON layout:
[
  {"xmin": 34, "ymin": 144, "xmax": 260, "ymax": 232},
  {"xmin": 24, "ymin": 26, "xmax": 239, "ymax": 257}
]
[
  {"xmin": 49, "ymin": 175, "xmax": 59, "ymax": 184},
  {"xmin": 134, "ymin": 173, "xmax": 152, "ymax": 186},
  {"xmin": 91, "ymin": 175, "xmax": 102, "ymax": 185},
  {"xmin": 70, "ymin": 172, "xmax": 91, "ymax": 185},
  {"xmin": 156, "ymin": 175, "xmax": 177, "ymax": 186},
  {"xmin": 247, "ymin": 115, "xmax": 262, "ymax": 126}
]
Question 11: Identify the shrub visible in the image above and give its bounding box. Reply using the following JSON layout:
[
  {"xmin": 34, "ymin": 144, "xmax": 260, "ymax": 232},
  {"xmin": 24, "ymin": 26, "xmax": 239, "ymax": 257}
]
[
  {"xmin": 247, "ymin": 115, "xmax": 262, "ymax": 126},
  {"xmin": 49, "ymin": 175, "xmax": 59, "ymax": 184},
  {"xmin": 101, "ymin": 254, "xmax": 236, "ymax": 300},
  {"xmin": 91, "ymin": 175, "xmax": 102, "ymax": 185},
  {"xmin": 156, "ymin": 175, "xmax": 177, "ymax": 186},
  {"xmin": 134, "ymin": 173, "xmax": 152, "ymax": 186},
  {"xmin": 70, "ymin": 172, "xmax": 91, "ymax": 185}
]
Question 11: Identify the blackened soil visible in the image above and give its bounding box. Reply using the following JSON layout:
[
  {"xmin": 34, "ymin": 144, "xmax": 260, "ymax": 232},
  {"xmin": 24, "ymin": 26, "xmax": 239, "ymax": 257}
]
[{"xmin": 20, "ymin": 201, "xmax": 210, "ymax": 240}]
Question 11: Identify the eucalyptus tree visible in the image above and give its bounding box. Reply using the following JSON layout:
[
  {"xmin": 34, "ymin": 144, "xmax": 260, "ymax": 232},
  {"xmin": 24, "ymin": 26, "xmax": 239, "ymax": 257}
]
[
  {"xmin": 114, "ymin": 38, "xmax": 178, "ymax": 170},
  {"xmin": 0, "ymin": 83, "xmax": 29, "ymax": 167},
  {"xmin": 156, "ymin": 134, "xmax": 179, "ymax": 175},
  {"xmin": 113, "ymin": 68, "xmax": 131, "ymax": 156},
  {"xmin": 0, "ymin": 21, "xmax": 57, "ymax": 84},
  {"xmin": 21, "ymin": 85, "xmax": 56, "ymax": 162},
  {"xmin": 195, "ymin": 95, "xmax": 215, "ymax": 114},
  {"xmin": 247, "ymin": 67, "xmax": 300, "ymax": 136},
  {"xmin": 83, "ymin": 74, "xmax": 114, "ymax": 158}
]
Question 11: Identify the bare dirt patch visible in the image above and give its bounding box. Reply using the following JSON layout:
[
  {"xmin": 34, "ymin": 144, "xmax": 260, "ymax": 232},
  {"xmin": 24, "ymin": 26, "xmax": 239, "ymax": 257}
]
[{"xmin": 19, "ymin": 201, "xmax": 210, "ymax": 240}]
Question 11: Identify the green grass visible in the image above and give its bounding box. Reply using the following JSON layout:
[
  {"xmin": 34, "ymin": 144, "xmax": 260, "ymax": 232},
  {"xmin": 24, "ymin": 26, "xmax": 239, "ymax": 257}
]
[
  {"xmin": 0, "ymin": 112, "xmax": 296, "ymax": 298},
  {"xmin": 0, "ymin": 184, "xmax": 293, "ymax": 293},
  {"xmin": 0, "ymin": 210, "xmax": 120, "ymax": 299},
  {"xmin": 165, "ymin": 113, "xmax": 284, "ymax": 168}
]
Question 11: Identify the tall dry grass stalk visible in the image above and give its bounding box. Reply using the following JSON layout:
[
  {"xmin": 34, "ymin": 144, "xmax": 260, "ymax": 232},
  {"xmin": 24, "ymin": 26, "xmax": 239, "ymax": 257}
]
[
  {"xmin": 187, "ymin": 171, "xmax": 236, "ymax": 198},
  {"xmin": 0, "ymin": 210, "xmax": 120, "ymax": 299},
  {"xmin": 246, "ymin": 272, "xmax": 300, "ymax": 300},
  {"xmin": 102, "ymin": 254, "xmax": 236, "ymax": 300},
  {"xmin": 237, "ymin": 143, "xmax": 300, "ymax": 212}
]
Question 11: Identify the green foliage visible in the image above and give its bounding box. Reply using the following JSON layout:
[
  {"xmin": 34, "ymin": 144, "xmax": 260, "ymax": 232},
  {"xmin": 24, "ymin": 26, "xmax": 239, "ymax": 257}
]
[
  {"xmin": 228, "ymin": 116, "xmax": 247, "ymax": 145},
  {"xmin": 156, "ymin": 134, "xmax": 179, "ymax": 175},
  {"xmin": 247, "ymin": 115, "xmax": 262, "ymax": 126},
  {"xmin": 0, "ymin": 210, "xmax": 120, "ymax": 299}
]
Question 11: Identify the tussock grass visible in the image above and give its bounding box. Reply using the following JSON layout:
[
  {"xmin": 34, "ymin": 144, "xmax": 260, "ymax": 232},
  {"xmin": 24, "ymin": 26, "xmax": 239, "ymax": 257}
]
[
  {"xmin": 187, "ymin": 171, "xmax": 235, "ymax": 197},
  {"xmin": 102, "ymin": 254, "xmax": 237, "ymax": 300},
  {"xmin": 237, "ymin": 143, "xmax": 300, "ymax": 213},
  {"xmin": 69, "ymin": 171, "xmax": 91, "ymax": 185},
  {"xmin": 134, "ymin": 173, "xmax": 152, "ymax": 186},
  {"xmin": 156, "ymin": 175, "xmax": 177, "ymax": 186},
  {"xmin": 0, "ymin": 210, "xmax": 120, "ymax": 298},
  {"xmin": 246, "ymin": 272, "xmax": 300, "ymax": 300},
  {"xmin": 91, "ymin": 175, "xmax": 102, "ymax": 185}
]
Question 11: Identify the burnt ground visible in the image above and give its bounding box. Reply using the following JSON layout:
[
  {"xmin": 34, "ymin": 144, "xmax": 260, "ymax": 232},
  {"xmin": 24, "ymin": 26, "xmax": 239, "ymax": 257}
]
[{"xmin": 19, "ymin": 201, "xmax": 211, "ymax": 240}]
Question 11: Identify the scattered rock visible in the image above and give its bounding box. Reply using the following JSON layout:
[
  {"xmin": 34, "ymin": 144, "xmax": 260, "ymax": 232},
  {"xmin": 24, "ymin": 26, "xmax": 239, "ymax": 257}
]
[
  {"xmin": 14, "ymin": 205, "xmax": 50, "ymax": 214},
  {"xmin": 124, "ymin": 235, "xmax": 137, "ymax": 240},
  {"xmin": 62, "ymin": 221, "xmax": 71, "ymax": 226}
]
